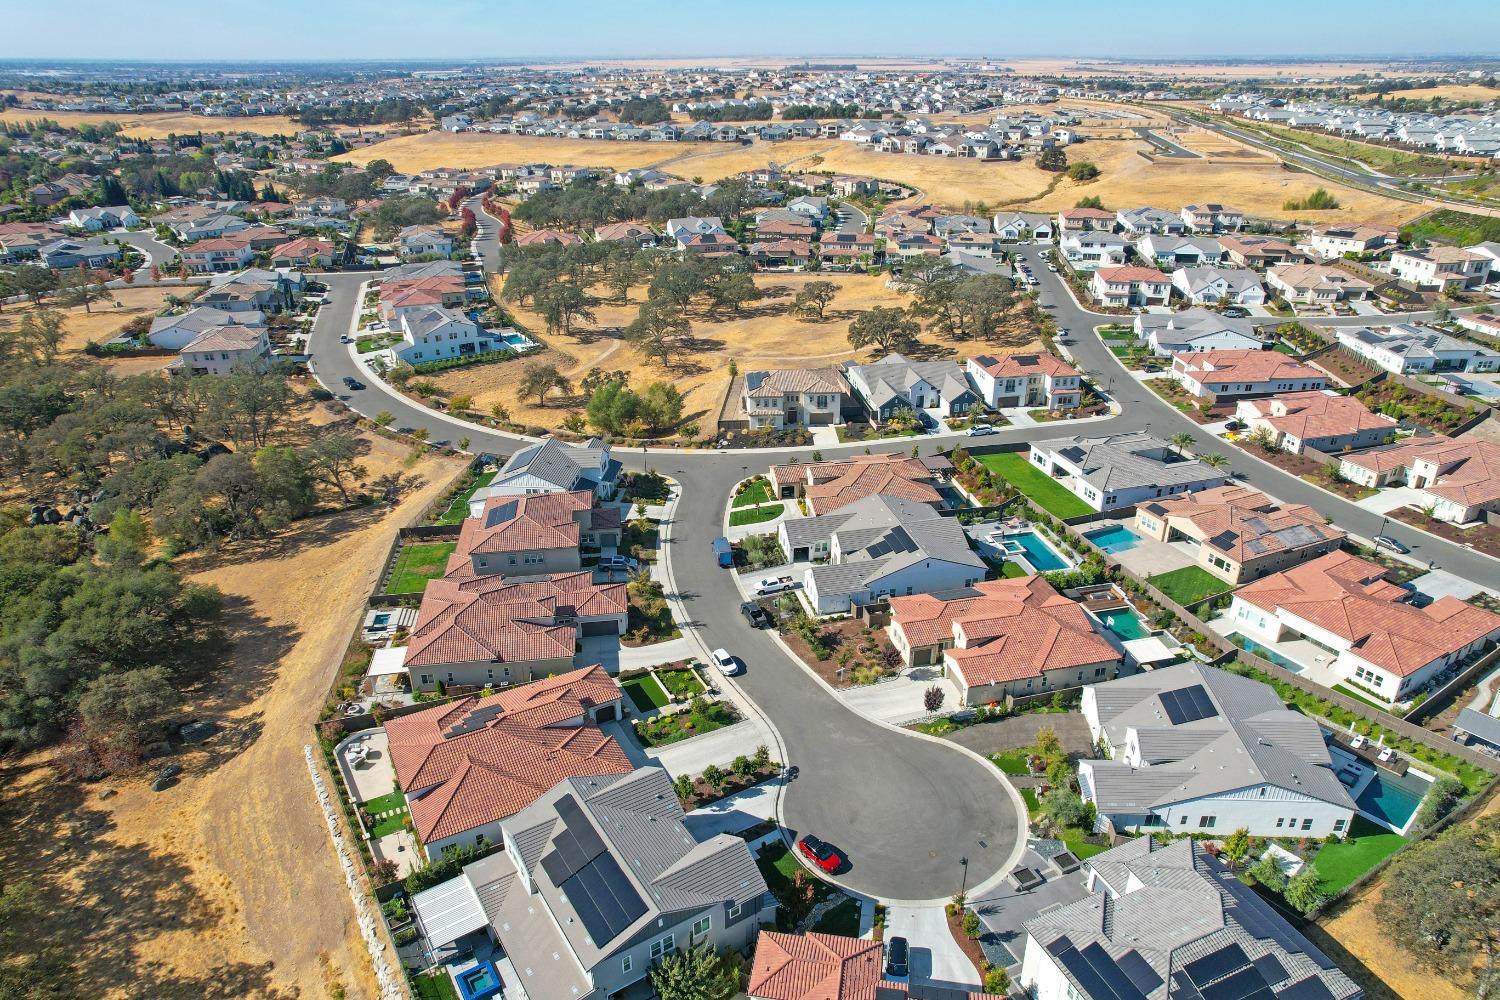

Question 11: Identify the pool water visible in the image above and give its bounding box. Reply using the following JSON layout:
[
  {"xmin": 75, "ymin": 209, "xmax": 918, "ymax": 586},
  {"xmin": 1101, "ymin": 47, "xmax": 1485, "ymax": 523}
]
[
  {"xmin": 1002, "ymin": 530, "xmax": 1070, "ymax": 572},
  {"xmin": 1085, "ymin": 525, "xmax": 1140, "ymax": 553},
  {"xmin": 371, "ymin": 613, "xmax": 391, "ymax": 627},
  {"xmin": 456, "ymin": 960, "xmax": 502, "ymax": 1000},
  {"xmin": 1229, "ymin": 633, "xmax": 1305, "ymax": 674},
  {"xmin": 1098, "ymin": 609, "xmax": 1148, "ymax": 641},
  {"xmin": 1356, "ymin": 769, "xmax": 1432, "ymax": 832}
]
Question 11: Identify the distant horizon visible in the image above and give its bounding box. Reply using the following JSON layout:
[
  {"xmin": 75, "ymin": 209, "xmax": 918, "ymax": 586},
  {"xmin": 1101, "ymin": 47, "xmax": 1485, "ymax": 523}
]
[{"xmin": 4, "ymin": 0, "xmax": 1499, "ymax": 63}]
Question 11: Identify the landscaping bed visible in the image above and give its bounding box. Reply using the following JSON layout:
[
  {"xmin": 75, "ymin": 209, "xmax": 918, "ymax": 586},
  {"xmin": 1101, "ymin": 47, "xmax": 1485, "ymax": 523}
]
[
  {"xmin": 732, "ymin": 478, "xmax": 773, "ymax": 508},
  {"xmin": 623, "ymin": 576, "xmax": 680, "ymax": 646},
  {"xmin": 1238, "ymin": 441, "xmax": 1377, "ymax": 500},
  {"xmin": 429, "ymin": 469, "xmax": 496, "ymax": 525},
  {"xmin": 781, "ymin": 616, "xmax": 903, "ymax": 687},
  {"xmin": 1389, "ymin": 505, "xmax": 1500, "ymax": 558},
  {"xmin": 387, "ymin": 541, "xmax": 458, "ymax": 594},
  {"xmin": 734, "ymin": 532, "xmax": 788, "ymax": 570},
  {"xmin": 1309, "ymin": 349, "xmax": 1380, "ymax": 388},
  {"xmin": 973, "ymin": 452, "xmax": 1093, "ymax": 519},
  {"xmin": 836, "ymin": 421, "xmax": 923, "ymax": 443},
  {"xmin": 617, "ymin": 470, "xmax": 670, "ymax": 504},
  {"xmin": 1355, "ymin": 380, "xmax": 1479, "ymax": 434},
  {"xmin": 657, "ymin": 665, "xmax": 705, "ymax": 699},
  {"xmin": 675, "ymin": 758, "xmax": 782, "ymax": 811},
  {"xmin": 633, "ymin": 697, "xmax": 739, "ymax": 747},
  {"xmin": 1144, "ymin": 377, "xmax": 1225, "ymax": 423}
]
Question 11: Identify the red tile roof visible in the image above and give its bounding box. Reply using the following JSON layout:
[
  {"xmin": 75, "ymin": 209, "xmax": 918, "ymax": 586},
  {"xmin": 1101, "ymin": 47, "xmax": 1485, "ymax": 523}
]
[
  {"xmin": 1094, "ymin": 266, "xmax": 1169, "ymax": 284},
  {"xmin": 971, "ymin": 352, "xmax": 1078, "ymax": 380},
  {"xmin": 768, "ymin": 454, "xmax": 940, "ymax": 515},
  {"xmin": 452, "ymin": 490, "xmax": 594, "ymax": 559},
  {"xmin": 1173, "ymin": 349, "xmax": 1326, "ymax": 387},
  {"xmin": 1236, "ymin": 551, "xmax": 1500, "ymax": 676},
  {"xmin": 384, "ymin": 665, "xmax": 629, "ymax": 842},
  {"xmin": 748, "ymin": 931, "xmax": 885, "ymax": 1000},
  {"xmin": 1238, "ymin": 391, "xmax": 1393, "ymax": 442}
]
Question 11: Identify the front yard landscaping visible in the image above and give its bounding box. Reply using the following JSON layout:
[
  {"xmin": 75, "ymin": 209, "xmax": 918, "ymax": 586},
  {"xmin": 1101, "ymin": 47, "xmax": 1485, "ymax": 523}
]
[
  {"xmin": 387, "ymin": 541, "xmax": 458, "ymax": 594},
  {"xmin": 974, "ymin": 452, "xmax": 1093, "ymax": 519},
  {"xmin": 1355, "ymin": 380, "xmax": 1479, "ymax": 434},
  {"xmin": 1236, "ymin": 440, "xmax": 1378, "ymax": 501},
  {"xmin": 732, "ymin": 478, "xmax": 773, "ymax": 508},
  {"xmin": 812, "ymin": 898, "xmax": 862, "ymax": 936},
  {"xmin": 622, "ymin": 674, "xmax": 670, "ymax": 713},
  {"xmin": 1144, "ymin": 377, "xmax": 1225, "ymax": 424},
  {"xmin": 657, "ymin": 666, "xmax": 705, "ymax": 699},
  {"xmin": 633, "ymin": 697, "xmax": 739, "ymax": 747},
  {"xmin": 1148, "ymin": 565, "xmax": 1232, "ymax": 605},
  {"xmin": 756, "ymin": 841, "xmax": 842, "ymax": 932},
  {"xmin": 618, "ymin": 470, "xmax": 671, "ymax": 504},
  {"xmin": 729, "ymin": 502, "xmax": 785, "ymax": 526},
  {"xmin": 430, "ymin": 470, "xmax": 496, "ymax": 525},
  {"xmin": 782, "ymin": 615, "xmax": 903, "ymax": 687},
  {"xmin": 1389, "ymin": 505, "xmax": 1500, "ymax": 559},
  {"xmin": 624, "ymin": 576, "xmax": 681, "ymax": 646}
]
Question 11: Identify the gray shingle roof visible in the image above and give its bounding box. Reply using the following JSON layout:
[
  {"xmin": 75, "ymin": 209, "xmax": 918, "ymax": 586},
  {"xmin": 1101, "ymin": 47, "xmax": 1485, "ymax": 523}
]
[{"xmin": 1033, "ymin": 432, "xmax": 1224, "ymax": 493}]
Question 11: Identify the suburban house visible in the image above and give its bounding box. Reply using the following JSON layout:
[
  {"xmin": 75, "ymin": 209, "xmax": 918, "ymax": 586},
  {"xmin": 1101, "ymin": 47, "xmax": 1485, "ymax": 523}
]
[
  {"xmin": 198, "ymin": 267, "xmax": 304, "ymax": 313},
  {"xmin": 409, "ymin": 767, "xmax": 769, "ymax": 999},
  {"xmin": 173, "ymin": 213, "xmax": 250, "ymax": 243},
  {"xmin": 1133, "ymin": 485, "xmax": 1345, "ymax": 585},
  {"xmin": 167, "ymin": 325, "xmax": 270, "ymax": 376},
  {"xmin": 1077, "ymin": 663, "xmax": 1357, "ymax": 838},
  {"xmin": 1170, "ymin": 349, "xmax": 1328, "ymax": 401},
  {"xmin": 1266, "ymin": 262, "xmax": 1375, "ymax": 304},
  {"xmin": 1169, "ymin": 266, "xmax": 1266, "ymax": 306},
  {"xmin": 819, "ymin": 231, "xmax": 878, "ymax": 269},
  {"xmin": 180, "ymin": 237, "xmax": 256, "ymax": 274},
  {"xmin": 67, "ymin": 205, "xmax": 140, "ymax": 230},
  {"xmin": 1236, "ymin": 391, "xmax": 1397, "ymax": 455},
  {"xmin": 1452, "ymin": 708, "xmax": 1500, "ymax": 757},
  {"xmin": 767, "ymin": 453, "xmax": 942, "ymax": 516},
  {"xmin": 1219, "ymin": 234, "xmax": 1300, "ymax": 269},
  {"xmin": 843, "ymin": 353, "xmax": 978, "ymax": 426},
  {"xmin": 1337, "ymin": 436, "xmax": 1500, "ymax": 524},
  {"xmin": 269, "ymin": 236, "xmax": 336, "ymax": 268},
  {"xmin": 398, "ymin": 224, "xmax": 455, "ymax": 259},
  {"xmin": 1136, "ymin": 309, "xmax": 1266, "ymax": 355},
  {"xmin": 1135, "ymin": 234, "xmax": 1226, "ymax": 268},
  {"xmin": 1230, "ymin": 550, "xmax": 1500, "ymax": 703},
  {"xmin": 36, "ymin": 237, "xmax": 121, "ymax": 269},
  {"xmin": 680, "ymin": 231, "xmax": 741, "ymax": 258},
  {"xmin": 448, "ymin": 491, "xmax": 620, "ymax": 579},
  {"xmin": 469, "ymin": 438, "xmax": 619, "ymax": 510},
  {"xmin": 1059, "ymin": 231, "xmax": 1127, "ymax": 268},
  {"xmin": 1019, "ymin": 839, "xmax": 1360, "ymax": 1000},
  {"xmin": 1469, "ymin": 241, "xmax": 1500, "ymax": 280},
  {"xmin": 1028, "ymin": 432, "xmax": 1230, "ymax": 512},
  {"xmin": 1302, "ymin": 223, "xmax": 1396, "ymax": 260},
  {"xmin": 966, "ymin": 352, "xmax": 1083, "ymax": 410},
  {"xmin": 1334, "ymin": 324, "xmax": 1500, "ymax": 374},
  {"xmin": 888, "ymin": 576, "xmax": 1120, "ymax": 705},
  {"xmin": 1458, "ymin": 312, "xmax": 1500, "ymax": 338},
  {"xmin": 748, "ymin": 238, "xmax": 812, "ymax": 270},
  {"xmin": 1115, "ymin": 206, "xmax": 1187, "ymax": 236},
  {"xmin": 747, "ymin": 932, "xmax": 891, "ymax": 1000},
  {"xmin": 1089, "ymin": 266, "xmax": 1171, "ymax": 307},
  {"xmin": 383, "ymin": 666, "xmax": 630, "ymax": 858},
  {"xmin": 393, "ymin": 306, "xmax": 498, "ymax": 366},
  {"xmin": 401, "ymin": 573, "xmax": 628, "ymax": 692},
  {"xmin": 737, "ymin": 368, "xmax": 851, "ymax": 430},
  {"xmin": 665, "ymin": 215, "xmax": 726, "ymax": 246},
  {"xmin": 148, "ymin": 305, "xmax": 264, "ymax": 350},
  {"xmin": 514, "ymin": 229, "xmax": 583, "ymax": 248},
  {"xmin": 1056, "ymin": 207, "xmax": 1118, "ymax": 233},
  {"xmin": 1180, "ymin": 203, "xmax": 1245, "ymax": 233},
  {"xmin": 992, "ymin": 211, "xmax": 1053, "ymax": 241},
  {"xmin": 378, "ymin": 275, "xmax": 470, "ymax": 321},
  {"xmin": 1388, "ymin": 246, "xmax": 1490, "ymax": 291},
  {"xmin": 781, "ymin": 495, "xmax": 986, "ymax": 614},
  {"xmin": 592, "ymin": 222, "xmax": 657, "ymax": 248}
]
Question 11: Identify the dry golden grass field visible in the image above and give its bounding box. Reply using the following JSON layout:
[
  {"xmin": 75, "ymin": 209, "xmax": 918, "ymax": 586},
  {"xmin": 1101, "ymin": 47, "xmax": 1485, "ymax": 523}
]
[
  {"xmin": 1353, "ymin": 84, "xmax": 1500, "ymax": 103},
  {"xmin": 335, "ymin": 132, "xmax": 681, "ymax": 173},
  {"xmin": 426, "ymin": 271, "xmax": 1040, "ymax": 435},
  {"xmin": 0, "ymin": 109, "xmax": 305, "ymax": 137},
  {"xmin": 0, "ymin": 285, "xmax": 183, "ymax": 376}
]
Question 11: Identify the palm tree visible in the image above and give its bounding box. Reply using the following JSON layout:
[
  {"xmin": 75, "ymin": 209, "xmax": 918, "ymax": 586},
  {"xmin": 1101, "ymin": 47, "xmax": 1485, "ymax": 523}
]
[
  {"xmin": 1201, "ymin": 452, "xmax": 1231, "ymax": 470},
  {"xmin": 1169, "ymin": 431, "xmax": 1196, "ymax": 458}
]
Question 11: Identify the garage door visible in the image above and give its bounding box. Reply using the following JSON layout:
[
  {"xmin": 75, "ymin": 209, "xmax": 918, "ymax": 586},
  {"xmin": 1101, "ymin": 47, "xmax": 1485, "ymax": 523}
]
[
  {"xmin": 595, "ymin": 704, "xmax": 618, "ymax": 723},
  {"xmin": 580, "ymin": 619, "xmax": 620, "ymax": 637}
]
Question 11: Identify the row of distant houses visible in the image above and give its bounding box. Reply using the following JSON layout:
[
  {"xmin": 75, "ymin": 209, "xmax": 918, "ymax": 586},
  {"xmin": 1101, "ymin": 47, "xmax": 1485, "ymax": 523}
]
[{"xmin": 1215, "ymin": 93, "xmax": 1500, "ymax": 157}]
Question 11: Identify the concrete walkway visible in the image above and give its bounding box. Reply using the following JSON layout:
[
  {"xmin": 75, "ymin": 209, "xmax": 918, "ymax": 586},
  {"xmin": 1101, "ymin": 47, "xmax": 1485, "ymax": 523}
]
[
  {"xmin": 618, "ymin": 636, "xmax": 700, "ymax": 671},
  {"xmin": 884, "ymin": 905, "xmax": 982, "ymax": 989}
]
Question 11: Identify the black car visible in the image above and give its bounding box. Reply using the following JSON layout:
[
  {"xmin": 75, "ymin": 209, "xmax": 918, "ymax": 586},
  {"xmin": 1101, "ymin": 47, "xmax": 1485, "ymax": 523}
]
[
  {"xmin": 741, "ymin": 601, "xmax": 773, "ymax": 629},
  {"xmin": 342, "ymin": 376, "xmax": 365, "ymax": 391},
  {"xmin": 884, "ymin": 936, "xmax": 910, "ymax": 980}
]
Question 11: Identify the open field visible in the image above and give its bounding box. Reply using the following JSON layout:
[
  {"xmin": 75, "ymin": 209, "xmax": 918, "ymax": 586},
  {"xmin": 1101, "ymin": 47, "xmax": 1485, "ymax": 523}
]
[
  {"xmin": 427, "ymin": 270, "xmax": 1040, "ymax": 435},
  {"xmin": 0, "ymin": 426, "xmax": 466, "ymax": 999},
  {"xmin": 1354, "ymin": 84, "xmax": 1500, "ymax": 103},
  {"xmin": 0, "ymin": 285, "xmax": 177, "ymax": 354},
  {"xmin": 1170, "ymin": 126, "xmax": 1278, "ymax": 160},
  {"xmin": 335, "ymin": 131, "xmax": 683, "ymax": 173},
  {"xmin": 0, "ymin": 109, "xmax": 305, "ymax": 137},
  {"xmin": 1225, "ymin": 118, "xmax": 1486, "ymax": 178}
]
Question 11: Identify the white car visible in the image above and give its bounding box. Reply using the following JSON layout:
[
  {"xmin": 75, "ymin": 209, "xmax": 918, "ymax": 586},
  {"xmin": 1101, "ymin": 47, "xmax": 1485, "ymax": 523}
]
[
  {"xmin": 710, "ymin": 648, "xmax": 740, "ymax": 675},
  {"xmin": 755, "ymin": 576, "xmax": 796, "ymax": 596},
  {"xmin": 967, "ymin": 423, "xmax": 996, "ymax": 436}
]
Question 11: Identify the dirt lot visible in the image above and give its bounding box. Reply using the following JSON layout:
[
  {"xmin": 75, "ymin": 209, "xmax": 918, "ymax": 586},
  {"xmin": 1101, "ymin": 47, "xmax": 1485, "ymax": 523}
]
[
  {"xmin": 0, "ymin": 429, "xmax": 466, "ymax": 1000},
  {"xmin": 1353, "ymin": 84, "xmax": 1500, "ymax": 103},
  {"xmin": 428, "ymin": 271, "xmax": 1040, "ymax": 435},
  {"xmin": 0, "ymin": 286, "xmax": 181, "ymax": 375},
  {"xmin": 0, "ymin": 109, "xmax": 306, "ymax": 138}
]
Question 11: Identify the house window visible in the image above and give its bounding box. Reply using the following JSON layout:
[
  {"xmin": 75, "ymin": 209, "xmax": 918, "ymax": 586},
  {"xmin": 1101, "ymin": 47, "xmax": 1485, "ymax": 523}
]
[
  {"xmin": 622, "ymin": 956, "xmax": 633, "ymax": 974},
  {"xmin": 1334, "ymin": 819, "xmax": 1346, "ymax": 833},
  {"xmin": 727, "ymin": 902, "xmax": 742, "ymax": 920},
  {"xmin": 1301, "ymin": 818, "xmax": 1313, "ymax": 831},
  {"xmin": 1200, "ymin": 816, "xmax": 1216, "ymax": 829},
  {"xmin": 1276, "ymin": 818, "xmax": 1284, "ymax": 828},
  {"xmin": 692, "ymin": 916, "xmax": 711, "ymax": 937},
  {"xmin": 650, "ymin": 935, "xmax": 676, "ymax": 960}
]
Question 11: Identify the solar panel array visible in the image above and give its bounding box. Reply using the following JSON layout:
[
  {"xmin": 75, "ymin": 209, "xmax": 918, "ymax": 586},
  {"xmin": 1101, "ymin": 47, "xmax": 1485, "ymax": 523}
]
[
  {"xmin": 1182, "ymin": 942, "xmax": 1278, "ymax": 1000},
  {"xmin": 866, "ymin": 526, "xmax": 917, "ymax": 559},
  {"xmin": 1160, "ymin": 684, "xmax": 1219, "ymax": 725},
  {"xmin": 1046, "ymin": 937, "xmax": 1148, "ymax": 1000},
  {"xmin": 538, "ymin": 795, "xmax": 648, "ymax": 945}
]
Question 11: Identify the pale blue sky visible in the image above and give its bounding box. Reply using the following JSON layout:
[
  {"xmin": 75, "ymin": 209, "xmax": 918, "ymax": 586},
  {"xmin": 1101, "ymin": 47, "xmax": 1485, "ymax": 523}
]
[{"xmin": 1, "ymin": 0, "xmax": 1497, "ymax": 61}]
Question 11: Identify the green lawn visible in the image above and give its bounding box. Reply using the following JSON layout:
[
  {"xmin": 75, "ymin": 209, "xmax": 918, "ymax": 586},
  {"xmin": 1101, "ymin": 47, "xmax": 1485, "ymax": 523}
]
[
  {"xmin": 757, "ymin": 841, "xmax": 836, "ymax": 903},
  {"xmin": 976, "ymin": 452, "xmax": 1093, "ymax": 519},
  {"xmin": 362, "ymin": 790, "xmax": 407, "ymax": 815},
  {"xmin": 387, "ymin": 542, "xmax": 459, "ymax": 594},
  {"xmin": 1313, "ymin": 817, "xmax": 1406, "ymax": 894},
  {"xmin": 657, "ymin": 668, "xmax": 705, "ymax": 699},
  {"xmin": 1148, "ymin": 565, "xmax": 1231, "ymax": 605},
  {"xmin": 729, "ymin": 503, "xmax": 785, "ymax": 527},
  {"xmin": 733, "ymin": 480, "xmax": 772, "ymax": 508},
  {"xmin": 433, "ymin": 471, "xmax": 497, "ymax": 524},
  {"xmin": 633, "ymin": 699, "xmax": 737, "ymax": 747},
  {"xmin": 1061, "ymin": 827, "xmax": 1110, "ymax": 860},
  {"xmin": 992, "ymin": 750, "xmax": 1031, "ymax": 776},
  {"xmin": 812, "ymin": 898, "xmax": 863, "ymax": 936},
  {"xmin": 1000, "ymin": 561, "xmax": 1028, "ymax": 578},
  {"xmin": 371, "ymin": 813, "xmax": 410, "ymax": 838},
  {"xmin": 411, "ymin": 971, "xmax": 460, "ymax": 1000},
  {"xmin": 1020, "ymin": 787, "xmax": 1041, "ymax": 819},
  {"xmin": 622, "ymin": 675, "xmax": 669, "ymax": 713}
]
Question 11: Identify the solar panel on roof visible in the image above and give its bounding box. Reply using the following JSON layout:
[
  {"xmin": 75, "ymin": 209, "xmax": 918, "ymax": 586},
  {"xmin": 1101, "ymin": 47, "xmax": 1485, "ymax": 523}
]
[
  {"xmin": 1162, "ymin": 685, "xmax": 1218, "ymax": 725},
  {"xmin": 1184, "ymin": 943, "xmax": 1251, "ymax": 988},
  {"xmin": 563, "ymin": 852, "xmax": 647, "ymax": 944},
  {"xmin": 1198, "ymin": 965, "xmax": 1274, "ymax": 1000},
  {"xmin": 1274, "ymin": 977, "xmax": 1336, "ymax": 1000},
  {"xmin": 1115, "ymin": 950, "xmax": 1164, "ymax": 996},
  {"xmin": 1063, "ymin": 942, "xmax": 1148, "ymax": 1000},
  {"xmin": 1250, "ymin": 954, "xmax": 1287, "ymax": 987}
]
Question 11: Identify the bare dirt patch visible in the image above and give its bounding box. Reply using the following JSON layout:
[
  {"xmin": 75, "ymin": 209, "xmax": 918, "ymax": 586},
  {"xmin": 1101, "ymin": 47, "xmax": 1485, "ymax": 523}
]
[
  {"xmin": 0, "ymin": 109, "xmax": 306, "ymax": 138},
  {"xmin": 0, "ymin": 432, "xmax": 466, "ymax": 1000}
]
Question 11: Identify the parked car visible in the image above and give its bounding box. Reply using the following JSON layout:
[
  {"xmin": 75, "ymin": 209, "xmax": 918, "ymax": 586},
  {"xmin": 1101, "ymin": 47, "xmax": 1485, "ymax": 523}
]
[
  {"xmin": 884, "ymin": 937, "xmax": 910, "ymax": 981},
  {"xmin": 755, "ymin": 575, "xmax": 796, "ymax": 596},
  {"xmin": 1373, "ymin": 534, "xmax": 1410, "ymax": 555},
  {"xmin": 741, "ymin": 601, "xmax": 773, "ymax": 629},
  {"xmin": 967, "ymin": 423, "xmax": 996, "ymax": 437},
  {"xmin": 1046, "ymin": 262, "xmax": 1058, "ymax": 272},
  {"xmin": 1224, "ymin": 419, "xmax": 1246, "ymax": 431},
  {"xmin": 1222, "ymin": 307, "xmax": 1248, "ymax": 318},
  {"xmin": 598, "ymin": 554, "xmax": 640, "ymax": 572},
  {"xmin": 797, "ymin": 835, "xmax": 844, "ymax": 874},
  {"xmin": 710, "ymin": 648, "xmax": 740, "ymax": 676},
  {"xmin": 339, "ymin": 334, "xmax": 353, "ymax": 344}
]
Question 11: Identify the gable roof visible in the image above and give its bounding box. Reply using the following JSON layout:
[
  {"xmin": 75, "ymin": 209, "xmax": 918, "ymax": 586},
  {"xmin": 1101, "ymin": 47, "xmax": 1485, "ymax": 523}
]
[
  {"xmin": 748, "ymin": 932, "xmax": 885, "ymax": 1000},
  {"xmin": 451, "ymin": 490, "xmax": 600, "ymax": 560}
]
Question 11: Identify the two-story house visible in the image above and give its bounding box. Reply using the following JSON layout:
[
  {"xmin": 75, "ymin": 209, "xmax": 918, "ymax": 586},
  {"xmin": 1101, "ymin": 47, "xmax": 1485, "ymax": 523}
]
[
  {"xmin": 966, "ymin": 352, "xmax": 1082, "ymax": 410},
  {"xmin": 738, "ymin": 368, "xmax": 852, "ymax": 430},
  {"xmin": 1089, "ymin": 266, "xmax": 1170, "ymax": 307}
]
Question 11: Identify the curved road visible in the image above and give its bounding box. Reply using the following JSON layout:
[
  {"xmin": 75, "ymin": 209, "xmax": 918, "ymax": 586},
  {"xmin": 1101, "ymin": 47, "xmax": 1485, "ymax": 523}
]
[{"xmin": 306, "ymin": 236, "xmax": 1500, "ymax": 900}]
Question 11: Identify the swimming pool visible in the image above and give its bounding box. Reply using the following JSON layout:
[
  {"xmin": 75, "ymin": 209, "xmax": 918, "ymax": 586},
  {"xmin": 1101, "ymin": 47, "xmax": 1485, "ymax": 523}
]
[
  {"xmin": 1228, "ymin": 633, "xmax": 1305, "ymax": 675},
  {"xmin": 1084, "ymin": 525, "xmax": 1140, "ymax": 553},
  {"xmin": 454, "ymin": 959, "xmax": 503, "ymax": 1000},
  {"xmin": 1356, "ymin": 768, "xmax": 1433, "ymax": 833},
  {"xmin": 1098, "ymin": 608, "xmax": 1148, "ymax": 641},
  {"xmin": 1000, "ymin": 530, "xmax": 1070, "ymax": 572}
]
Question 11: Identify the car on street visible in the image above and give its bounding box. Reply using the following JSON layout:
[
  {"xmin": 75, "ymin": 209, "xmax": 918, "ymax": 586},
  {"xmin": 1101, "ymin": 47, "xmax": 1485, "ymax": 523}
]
[
  {"xmin": 755, "ymin": 575, "xmax": 796, "ymax": 596},
  {"xmin": 1373, "ymin": 535, "xmax": 1410, "ymax": 555},
  {"xmin": 797, "ymin": 835, "xmax": 844, "ymax": 874},
  {"xmin": 1046, "ymin": 262, "xmax": 1058, "ymax": 271},
  {"xmin": 339, "ymin": 334, "xmax": 353, "ymax": 344},
  {"xmin": 342, "ymin": 376, "xmax": 365, "ymax": 391},
  {"xmin": 741, "ymin": 601, "xmax": 773, "ymax": 629},
  {"xmin": 968, "ymin": 423, "xmax": 996, "ymax": 436},
  {"xmin": 710, "ymin": 648, "xmax": 740, "ymax": 675},
  {"xmin": 884, "ymin": 937, "xmax": 910, "ymax": 981}
]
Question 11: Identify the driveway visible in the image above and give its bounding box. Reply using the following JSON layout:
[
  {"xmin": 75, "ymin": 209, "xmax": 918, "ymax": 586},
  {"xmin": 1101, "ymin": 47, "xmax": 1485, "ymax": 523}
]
[
  {"xmin": 971, "ymin": 842, "xmax": 1094, "ymax": 970},
  {"xmin": 885, "ymin": 904, "xmax": 981, "ymax": 989},
  {"xmin": 839, "ymin": 670, "xmax": 962, "ymax": 726},
  {"xmin": 682, "ymin": 779, "xmax": 781, "ymax": 840},
  {"xmin": 1353, "ymin": 485, "xmax": 1429, "ymax": 515},
  {"xmin": 631, "ymin": 718, "xmax": 777, "ymax": 778}
]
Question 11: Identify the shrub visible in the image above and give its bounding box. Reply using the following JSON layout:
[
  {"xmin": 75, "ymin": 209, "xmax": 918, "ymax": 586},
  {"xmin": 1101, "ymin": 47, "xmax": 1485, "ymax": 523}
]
[
  {"xmin": 1414, "ymin": 777, "xmax": 1466, "ymax": 829},
  {"xmin": 924, "ymin": 685, "xmax": 946, "ymax": 712},
  {"xmin": 962, "ymin": 909, "xmax": 981, "ymax": 939},
  {"xmin": 1283, "ymin": 868, "xmax": 1327, "ymax": 914},
  {"xmin": 1040, "ymin": 788, "xmax": 1091, "ymax": 828},
  {"xmin": 983, "ymin": 967, "xmax": 1010, "ymax": 995},
  {"xmin": 1248, "ymin": 854, "xmax": 1286, "ymax": 893}
]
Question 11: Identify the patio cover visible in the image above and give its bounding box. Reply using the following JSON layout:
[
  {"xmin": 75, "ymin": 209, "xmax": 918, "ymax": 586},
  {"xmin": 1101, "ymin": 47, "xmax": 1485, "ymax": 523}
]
[
  {"xmin": 413, "ymin": 875, "xmax": 488, "ymax": 949},
  {"xmin": 1123, "ymin": 636, "xmax": 1178, "ymax": 665},
  {"xmin": 368, "ymin": 645, "xmax": 408, "ymax": 678}
]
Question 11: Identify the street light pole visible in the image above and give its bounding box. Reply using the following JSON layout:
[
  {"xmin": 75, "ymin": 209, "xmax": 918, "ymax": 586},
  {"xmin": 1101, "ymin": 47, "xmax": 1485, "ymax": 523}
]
[{"xmin": 959, "ymin": 856, "xmax": 970, "ymax": 899}]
